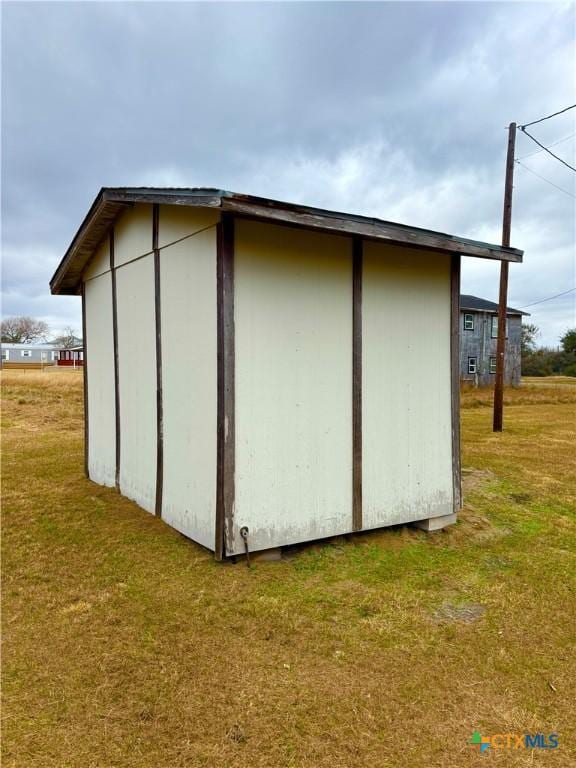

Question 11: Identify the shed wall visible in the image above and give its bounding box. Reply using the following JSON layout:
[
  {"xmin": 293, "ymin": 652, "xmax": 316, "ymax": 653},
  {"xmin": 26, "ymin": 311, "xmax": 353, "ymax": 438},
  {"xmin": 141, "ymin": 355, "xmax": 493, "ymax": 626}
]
[
  {"xmin": 362, "ymin": 244, "xmax": 453, "ymax": 527},
  {"xmin": 85, "ymin": 270, "xmax": 116, "ymax": 487},
  {"xmin": 80, "ymin": 205, "xmax": 460, "ymax": 558},
  {"xmin": 116, "ymin": 254, "xmax": 157, "ymax": 513},
  {"xmin": 159, "ymin": 206, "xmax": 219, "ymax": 550},
  {"xmin": 84, "ymin": 238, "xmax": 110, "ymax": 281},
  {"xmin": 114, "ymin": 204, "xmax": 153, "ymax": 267},
  {"xmin": 233, "ymin": 221, "xmax": 353, "ymax": 555}
]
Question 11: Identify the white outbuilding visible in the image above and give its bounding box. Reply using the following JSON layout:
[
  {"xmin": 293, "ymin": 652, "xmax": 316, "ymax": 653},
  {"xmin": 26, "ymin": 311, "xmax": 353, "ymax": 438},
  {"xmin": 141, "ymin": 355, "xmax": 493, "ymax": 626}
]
[{"xmin": 51, "ymin": 188, "xmax": 523, "ymax": 560}]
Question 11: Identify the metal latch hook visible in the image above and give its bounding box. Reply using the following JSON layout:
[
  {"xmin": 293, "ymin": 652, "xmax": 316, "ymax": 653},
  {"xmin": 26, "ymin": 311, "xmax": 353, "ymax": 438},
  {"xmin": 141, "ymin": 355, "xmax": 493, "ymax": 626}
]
[{"xmin": 239, "ymin": 526, "xmax": 251, "ymax": 568}]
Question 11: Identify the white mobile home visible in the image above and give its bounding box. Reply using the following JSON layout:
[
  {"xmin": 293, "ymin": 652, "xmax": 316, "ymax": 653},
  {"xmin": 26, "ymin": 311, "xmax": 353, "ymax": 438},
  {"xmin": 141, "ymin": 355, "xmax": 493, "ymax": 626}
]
[
  {"xmin": 1, "ymin": 342, "xmax": 59, "ymax": 368},
  {"xmin": 50, "ymin": 188, "xmax": 523, "ymax": 559}
]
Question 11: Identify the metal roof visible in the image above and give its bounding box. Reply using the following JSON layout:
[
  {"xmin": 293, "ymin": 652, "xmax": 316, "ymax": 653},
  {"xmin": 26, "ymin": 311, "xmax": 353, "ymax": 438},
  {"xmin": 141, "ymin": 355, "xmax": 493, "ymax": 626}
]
[
  {"xmin": 50, "ymin": 187, "xmax": 524, "ymax": 295},
  {"xmin": 460, "ymin": 294, "xmax": 529, "ymax": 316}
]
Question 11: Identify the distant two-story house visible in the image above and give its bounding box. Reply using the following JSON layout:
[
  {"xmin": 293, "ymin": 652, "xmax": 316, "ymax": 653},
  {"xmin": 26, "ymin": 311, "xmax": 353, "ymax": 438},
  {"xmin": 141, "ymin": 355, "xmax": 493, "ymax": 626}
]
[{"xmin": 460, "ymin": 295, "xmax": 528, "ymax": 387}]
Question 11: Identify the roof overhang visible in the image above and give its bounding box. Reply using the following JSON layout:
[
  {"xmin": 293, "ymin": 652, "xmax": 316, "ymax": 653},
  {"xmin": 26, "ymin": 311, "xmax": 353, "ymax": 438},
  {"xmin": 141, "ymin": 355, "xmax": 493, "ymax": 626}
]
[
  {"xmin": 50, "ymin": 187, "xmax": 524, "ymax": 295},
  {"xmin": 460, "ymin": 294, "xmax": 529, "ymax": 316},
  {"xmin": 460, "ymin": 304, "xmax": 529, "ymax": 317}
]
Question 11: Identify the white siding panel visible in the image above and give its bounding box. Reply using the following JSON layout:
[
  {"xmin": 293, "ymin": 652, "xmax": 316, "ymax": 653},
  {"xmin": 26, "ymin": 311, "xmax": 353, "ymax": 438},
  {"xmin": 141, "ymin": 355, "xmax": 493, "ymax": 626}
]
[
  {"xmin": 157, "ymin": 205, "xmax": 219, "ymax": 249},
  {"xmin": 85, "ymin": 272, "xmax": 116, "ymax": 486},
  {"xmin": 234, "ymin": 221, "xmax": 353, "ymax": 554},
  {"xmin": 114, "ymin": 205, "xmax": 153, "ymax": 267},
  {"xmin": 363, "ymin": 243, "xmax": 453, "ymax": 528},
  {"xmin": 160, "ymin": 207, "xmax": 218, "ymax": 550},
  {"xmin": 116, "ymin": 254, "xmax": 157, "ymax": 513},
  {"xmin": 84, "ymin": 238, "xmax": 110, "ymax": 281}
]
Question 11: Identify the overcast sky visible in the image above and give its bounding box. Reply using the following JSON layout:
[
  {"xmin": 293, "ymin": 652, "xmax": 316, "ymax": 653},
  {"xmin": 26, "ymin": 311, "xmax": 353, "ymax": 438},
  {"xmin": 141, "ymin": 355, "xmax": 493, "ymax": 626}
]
[{"xmin": 2, "ymin": 1, "xmax": 575, "ymax": 346}]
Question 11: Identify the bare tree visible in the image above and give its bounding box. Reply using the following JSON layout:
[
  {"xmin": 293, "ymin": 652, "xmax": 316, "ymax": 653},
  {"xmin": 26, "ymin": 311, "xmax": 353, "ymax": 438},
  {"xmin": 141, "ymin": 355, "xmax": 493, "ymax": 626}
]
[
  {"xmin": 1, "ymin": 316, "xmax": 49, "ymax": 343},
  {"xmin": 52, "ymin": 326, "xmax": 80, "ymax": 349}
]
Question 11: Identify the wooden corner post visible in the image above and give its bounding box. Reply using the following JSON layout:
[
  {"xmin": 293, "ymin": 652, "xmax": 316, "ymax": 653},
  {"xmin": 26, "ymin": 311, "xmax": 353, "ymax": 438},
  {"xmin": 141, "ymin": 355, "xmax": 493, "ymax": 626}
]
[
  {"xmin": 110, "ymin": 229, "xmax": 121, "ymax": 491},
  {"xmin": 352, "ymin": 236, "xmax": 363, "ymax": 531},
  {"xmin": 215, "ymin": 213, "xmax": 235, "ymax": 560},
  {"xmin": 153, "ymin": 204, "xmax": 164, "ymax": 517},
  {"xmin": 451, "ymin": 254, "xmax": 462, "ymax": 511},
  {"xmin": 81, "ymin": 282, "xmax": 89, "ymax": 478},
  {"xmin": 493, "ymin": 122, "xmax": 516, "ymax": 432}
]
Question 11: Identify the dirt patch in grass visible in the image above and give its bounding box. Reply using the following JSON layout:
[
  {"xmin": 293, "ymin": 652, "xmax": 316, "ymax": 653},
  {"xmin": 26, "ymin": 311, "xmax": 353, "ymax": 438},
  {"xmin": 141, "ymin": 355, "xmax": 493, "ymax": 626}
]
[
  {"xmin": 432, "ymin": 601, "xmax": 486, "ymax": 624},
  {"xmin": 2, "ymin": 372, "xmax": 575, "ymax": 767},
  {"xmin": 462, "ymin": 467, "xmax": 495, "ymax": 494}
]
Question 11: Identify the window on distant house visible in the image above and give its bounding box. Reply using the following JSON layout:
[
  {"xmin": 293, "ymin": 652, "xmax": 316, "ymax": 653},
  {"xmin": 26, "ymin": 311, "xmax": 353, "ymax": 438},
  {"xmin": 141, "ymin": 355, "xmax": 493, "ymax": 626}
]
[
  {"xmin": 489, "ymin": 356, "xmax": 497, "ymax": 374},
  {"xmin": 491, "ymin": 316, "xmax": 508, "ymax": 339},
  {"xmin": 464, "ymin": 313, "xmax": 474, "ymax": 331},
  {"xmin": 468, "ymin": 357, "xmax": 477, "ymax": 374},
  {"xmin": 52, "ymin": 351, "xmax": 59, "ymax": 361},
  {"xmin": 1, "ymin": 350, "xmax": 9, "ymax": 361},
  {"xmin": 21, "ymin": 350, "xmax": 32, "ymax": 358}
]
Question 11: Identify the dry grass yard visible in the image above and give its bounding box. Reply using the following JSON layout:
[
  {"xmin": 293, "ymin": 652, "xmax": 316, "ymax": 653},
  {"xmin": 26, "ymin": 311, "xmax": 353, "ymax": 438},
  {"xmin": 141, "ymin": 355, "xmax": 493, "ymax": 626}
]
[{"xmin": 2, "ymin": 371, "xmax": 575, "ymax": 767}]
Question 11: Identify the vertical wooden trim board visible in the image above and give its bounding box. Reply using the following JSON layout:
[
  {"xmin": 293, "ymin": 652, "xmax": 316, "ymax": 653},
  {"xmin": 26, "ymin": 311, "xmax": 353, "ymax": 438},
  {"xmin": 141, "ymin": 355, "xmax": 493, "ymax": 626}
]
[
  {"xmin": 215, "ymin": 221, "xmax": 224, "ymax": 560},
  {"xmin": 215, "ymin": 212, "xmax": 235, "ymax": 559},
  {"xmin": 352, "ymin": 236, "xmax": 363, "ymax": 531},
  {"xmin": 153, "ymin": 204, "xmax": 164, "ymax": 518},
  {"xmin": 110, "ymin": 229, "xmax": 121, "ymax": 490},
  {"xmin": 451, "ymin": 254, "xmax": 462, "ymax": 512},
  {"xmin": 81, "ymin": 283, "xmax": 89, "ymax": 478}
]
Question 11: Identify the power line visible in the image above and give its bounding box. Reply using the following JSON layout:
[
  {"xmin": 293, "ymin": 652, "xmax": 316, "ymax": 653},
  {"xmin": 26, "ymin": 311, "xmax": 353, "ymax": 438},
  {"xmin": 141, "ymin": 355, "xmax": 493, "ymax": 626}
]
[
  {"xmin": 519, "ymin": 127, "xmax": 576, "ymax": 172},
  {"xmin": 516, "ymin": 132, "xmax": 576, "ymax": 161},
  {"xmin": 517, "ymin": 287, "xmax": 576, "ymax": 309},
  {"xmin": 520, "ymin": 104, "xmax": 576, "ymax": 129},
  {"xmin": 515, "ymin": 159, "xmax": 576, "ymax": 198}
]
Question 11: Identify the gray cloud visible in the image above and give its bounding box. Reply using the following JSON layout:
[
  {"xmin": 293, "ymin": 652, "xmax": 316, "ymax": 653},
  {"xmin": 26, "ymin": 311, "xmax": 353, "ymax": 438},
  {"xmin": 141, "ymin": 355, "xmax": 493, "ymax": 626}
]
[{"xmin": 2, "ymin": 1, "xmax": 574, "ymax": 344}]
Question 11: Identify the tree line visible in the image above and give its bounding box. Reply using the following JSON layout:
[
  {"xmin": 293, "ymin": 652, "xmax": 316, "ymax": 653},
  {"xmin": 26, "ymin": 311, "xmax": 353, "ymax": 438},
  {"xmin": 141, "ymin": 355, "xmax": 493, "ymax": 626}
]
[
  {"xmin": 1, "ymin": 316, "xmax": 80, "ymax": 349},
  {"xmin": 522, "ymin": 325, "xmax": 576, "ymax": 377},
  {"xmin": 3, "ymin": 314, "xmax": 574, "ymax": 376}
]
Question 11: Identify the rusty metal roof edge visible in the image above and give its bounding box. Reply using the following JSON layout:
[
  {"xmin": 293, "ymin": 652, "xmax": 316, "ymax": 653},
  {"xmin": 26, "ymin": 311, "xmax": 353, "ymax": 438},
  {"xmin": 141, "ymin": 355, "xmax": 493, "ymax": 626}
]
[
  {"xmin": 50, "ymin": 187, "xmax": 524, "ymax": 295},
  {"xmin": 103, "ymin": 187, "xmax": 523, "ymax": 257}
]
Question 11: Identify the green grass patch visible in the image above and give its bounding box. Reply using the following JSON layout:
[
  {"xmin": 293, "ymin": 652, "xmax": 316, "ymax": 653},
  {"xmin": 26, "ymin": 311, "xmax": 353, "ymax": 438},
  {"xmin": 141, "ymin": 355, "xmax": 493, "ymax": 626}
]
[{"xmin": 2, "ymin": 371, "xmax": 575, "ymax": 768}]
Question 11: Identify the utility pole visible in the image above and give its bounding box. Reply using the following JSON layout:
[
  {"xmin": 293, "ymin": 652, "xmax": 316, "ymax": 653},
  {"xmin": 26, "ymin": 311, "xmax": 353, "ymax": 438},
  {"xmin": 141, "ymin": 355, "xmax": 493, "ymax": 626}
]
[{"xmin": 493, "ymin": 122, "xmax": 516, "ymax": 432}]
